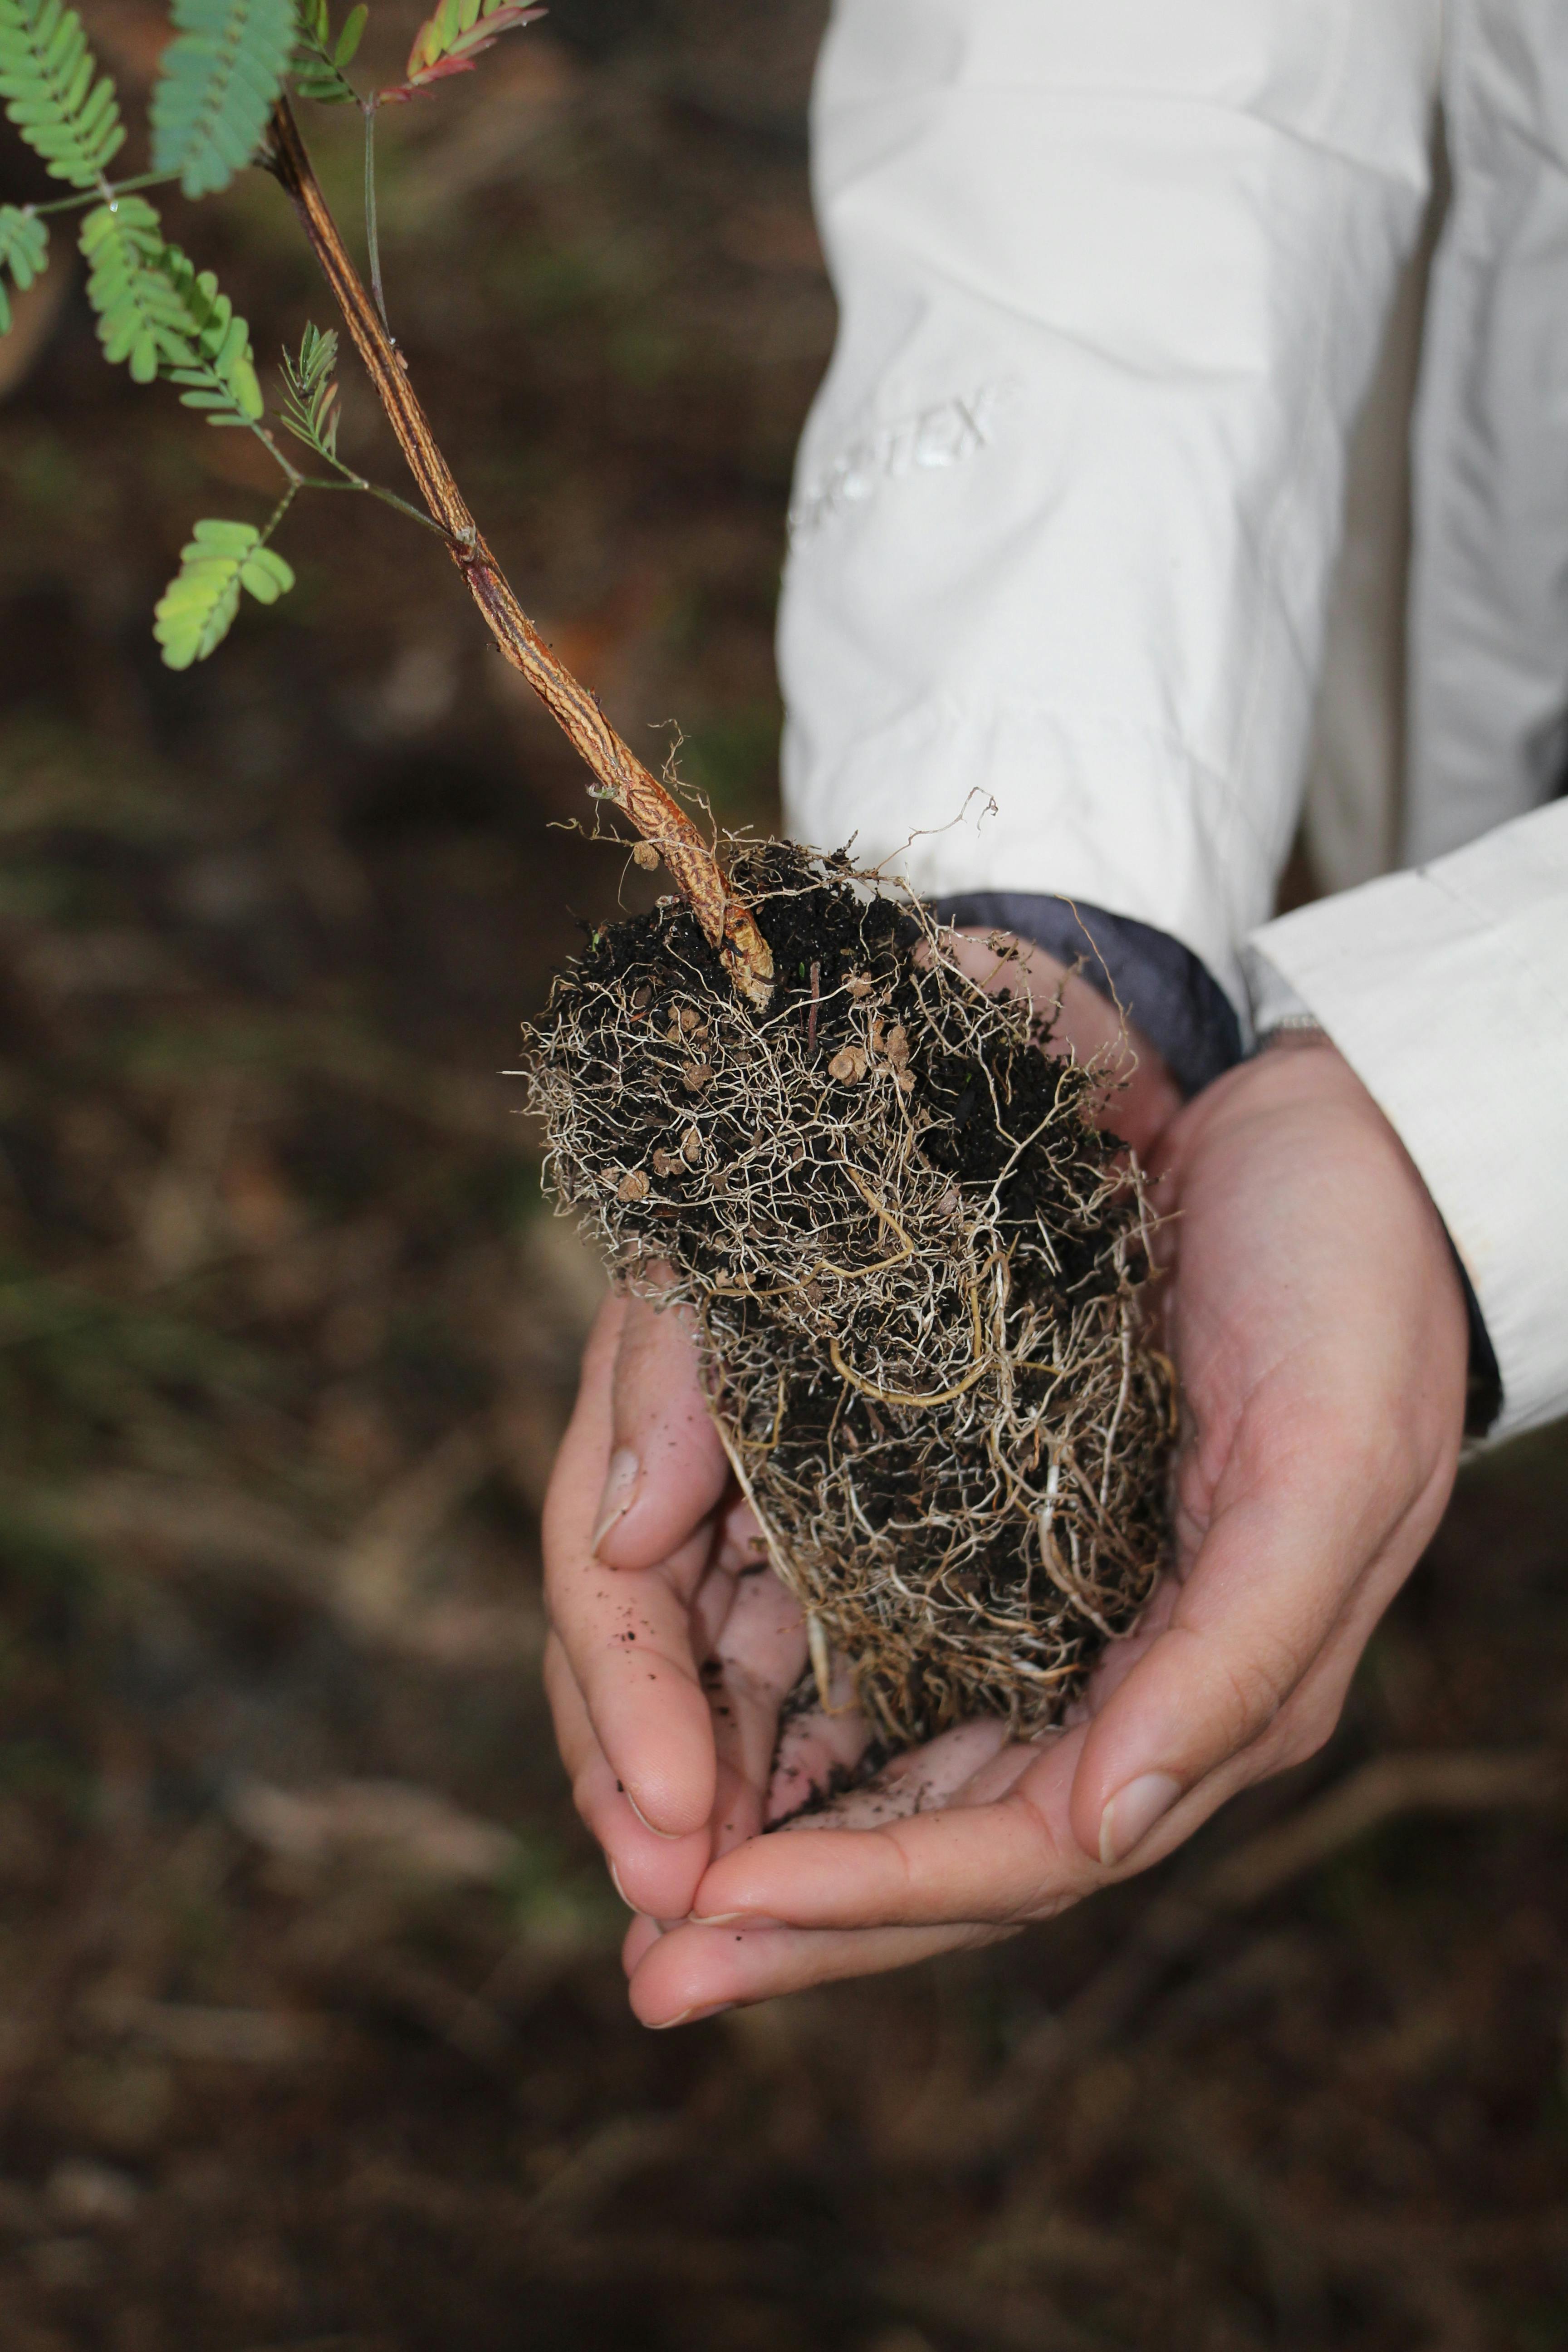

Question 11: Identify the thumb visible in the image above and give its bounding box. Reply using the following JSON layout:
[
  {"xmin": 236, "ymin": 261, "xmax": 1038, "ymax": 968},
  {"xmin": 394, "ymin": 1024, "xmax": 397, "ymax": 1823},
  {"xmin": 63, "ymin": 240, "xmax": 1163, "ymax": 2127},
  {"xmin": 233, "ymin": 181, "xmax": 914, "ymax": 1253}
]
[
  {"xmin": 1067, "ymin": 1432, "xmax": 1385, "ymax": 1869},
  {"xmin": 593, "ymin": 1279, "xmax": 730, "ymax": 1571}
]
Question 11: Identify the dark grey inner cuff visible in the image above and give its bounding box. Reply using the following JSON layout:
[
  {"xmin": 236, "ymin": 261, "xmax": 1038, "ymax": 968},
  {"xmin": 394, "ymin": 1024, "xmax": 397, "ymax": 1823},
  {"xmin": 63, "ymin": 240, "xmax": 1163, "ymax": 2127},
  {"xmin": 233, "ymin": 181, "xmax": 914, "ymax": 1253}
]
[
  {"xmin": 931, "ymin": 891, "xmax": 1244, "ymax": 1099},
  {"xmin": 1453, "ymin": 1256, "xmax": 1504, "ymax": 1440}
]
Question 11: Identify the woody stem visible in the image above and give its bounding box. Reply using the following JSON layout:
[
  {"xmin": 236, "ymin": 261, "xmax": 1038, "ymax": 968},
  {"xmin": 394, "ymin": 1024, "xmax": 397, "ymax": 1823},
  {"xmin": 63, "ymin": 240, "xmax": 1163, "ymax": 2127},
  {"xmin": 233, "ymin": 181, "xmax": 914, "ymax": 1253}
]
[{"xmin": 263, "ymin": 94, "xmax": 774, "ymax": 1011}]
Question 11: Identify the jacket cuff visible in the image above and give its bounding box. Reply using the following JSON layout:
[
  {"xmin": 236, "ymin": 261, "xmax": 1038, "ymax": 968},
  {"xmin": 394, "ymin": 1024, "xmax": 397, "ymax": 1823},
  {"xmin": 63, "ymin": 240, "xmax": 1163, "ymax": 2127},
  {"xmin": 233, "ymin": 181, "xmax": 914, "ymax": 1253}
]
[
  {"xmin": 933, "ymin": 891, "xmax": 1243, "ymax": 1099},
  {"xmin": 1244, "ymin": 800, "xmax": 1568, "ymax": 1444}
]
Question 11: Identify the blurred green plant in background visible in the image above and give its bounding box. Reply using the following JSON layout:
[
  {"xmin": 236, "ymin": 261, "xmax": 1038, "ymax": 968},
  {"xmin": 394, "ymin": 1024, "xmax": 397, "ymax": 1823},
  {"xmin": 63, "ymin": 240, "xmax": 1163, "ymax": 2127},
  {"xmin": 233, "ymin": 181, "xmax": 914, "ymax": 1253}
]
[{"xmin": 0, "ymin": 0, "xmax": 550, "ymax": 667}]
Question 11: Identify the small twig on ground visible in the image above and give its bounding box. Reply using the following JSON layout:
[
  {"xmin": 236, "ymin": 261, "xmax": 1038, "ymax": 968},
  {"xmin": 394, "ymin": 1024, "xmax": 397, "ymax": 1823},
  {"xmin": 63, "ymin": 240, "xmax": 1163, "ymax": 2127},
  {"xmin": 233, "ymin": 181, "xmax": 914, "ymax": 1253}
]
[
  {"xmin": 1153, "ymin": 2092, "xmax": 1492, "ymax": 2352},
  {"xmin": 1198, "ymin": 1746, "xmax": 1561, "ymax": 1910},
  {"xmin": 334, "ymin": 1422, "xmax": 490, "ymax": 1638},
  {"xmin": 1153, "ymin": 2100, "xmax": 1330, "ymax": 2342},
  {"xmin": 523, "ymin": 2115, "xmax": 689, "ymax": 2234},
  {"xmin": 0, "ymin": 1720, "xmax": 151, "ymax": 2144},
  {"xmin": 987, "ymin": 1745, "xmax": 1564, "ymax": 2149}
]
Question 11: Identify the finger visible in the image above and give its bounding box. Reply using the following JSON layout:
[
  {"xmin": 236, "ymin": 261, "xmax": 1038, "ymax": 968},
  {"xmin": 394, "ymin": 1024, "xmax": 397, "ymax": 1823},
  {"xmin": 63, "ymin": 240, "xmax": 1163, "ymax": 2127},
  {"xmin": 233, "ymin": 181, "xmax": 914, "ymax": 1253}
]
[
  {"xmin": 545, "ymin": 1634, "xmax": 712, "ymax": 1917},
  {"xmin": 689, "ymin": 1723, "xmax": 1099, "ymax": 1930},
  {"xmin": 543, "ymin": 1305, "xmax": 719, "ymax": 1837},
  {"xmin": 622, "ymin": 1913, "xmax": 663, "ymax": 1975},
  {"xmin": 628, "ymin": 1915, "xmax": 1011, "ymax": 2026},
  {"xmin": 702, "ymin": 1500, "xmax": 867, "ymax": 1837},
  {"xmin": 1064, "ymin": 1571, "xmax": 1182, "ymax": 1725},
  {"xmin": 713, "ymin": 1489, "xmax": 769, "ymax": 1577},
  {"xmin": 705, "ymin": 1564, "xmax": 810, "ymax": 1857},
  {"xmin": 593, "ymin": 1283, "xmax": 730, "ymax": 1571},
  {"xmin": 758, "ymin": 1623, "xmax": 876, "ymax": 1825},
  {"xmin": 546, "ymin": 1532, "xmax": 804, "ymax": 1911},
  {"xmin": 1067, "ymin": 1399, "xmax": 1454, "ymax": 1868}
]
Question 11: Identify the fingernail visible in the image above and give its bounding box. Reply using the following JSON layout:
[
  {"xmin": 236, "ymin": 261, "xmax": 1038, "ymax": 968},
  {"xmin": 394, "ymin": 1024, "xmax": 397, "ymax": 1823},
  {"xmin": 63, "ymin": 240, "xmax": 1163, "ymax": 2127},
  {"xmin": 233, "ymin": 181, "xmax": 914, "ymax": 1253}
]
[
  {"xmin": 592, "ymin": 1447, "xmax": 640, "ymax": 1551},
  {"xmin": 608, "ymin": 1857, "xmax": 632, "ymax": 1909},
  {"xmin": 649, "ymin": 2003, "xmax": 734, "ymax": 2030},
  {"xmin": 689, "ymin": 1911, "xmax": 781, "ymax": 1930},
  {"xmin": 626, "ymin": 1791, "xmax": 684, "ymax": 1843},
  {"xmin": 1098, "ymin": 1771, "xmax": 1183, "ymax": 1867}
]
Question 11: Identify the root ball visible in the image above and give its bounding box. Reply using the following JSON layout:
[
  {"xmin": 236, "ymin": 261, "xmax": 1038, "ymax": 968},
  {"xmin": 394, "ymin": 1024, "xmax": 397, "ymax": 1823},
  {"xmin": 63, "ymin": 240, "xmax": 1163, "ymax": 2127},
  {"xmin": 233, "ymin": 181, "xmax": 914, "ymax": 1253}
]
[{"xmin": 530, "ymin": 844, "xmax": 1172, "ymax": 1746}]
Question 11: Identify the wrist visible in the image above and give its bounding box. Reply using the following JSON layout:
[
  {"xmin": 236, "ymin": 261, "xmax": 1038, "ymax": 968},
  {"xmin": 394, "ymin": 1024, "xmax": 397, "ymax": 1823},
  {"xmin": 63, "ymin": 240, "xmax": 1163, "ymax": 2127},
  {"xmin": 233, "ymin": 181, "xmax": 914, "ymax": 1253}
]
[{"xmin": 1243, "ymin": 1024, "xmax": 1495, "ymax": 1432}]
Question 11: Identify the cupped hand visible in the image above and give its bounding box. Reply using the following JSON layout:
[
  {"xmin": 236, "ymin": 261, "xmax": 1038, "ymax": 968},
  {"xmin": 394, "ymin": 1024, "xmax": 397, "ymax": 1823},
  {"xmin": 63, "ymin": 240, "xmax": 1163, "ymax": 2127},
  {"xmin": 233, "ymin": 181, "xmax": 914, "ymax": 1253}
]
[{"xmin": 543, "ymin": 1278, "xmax": 812, "ymax": 1929}]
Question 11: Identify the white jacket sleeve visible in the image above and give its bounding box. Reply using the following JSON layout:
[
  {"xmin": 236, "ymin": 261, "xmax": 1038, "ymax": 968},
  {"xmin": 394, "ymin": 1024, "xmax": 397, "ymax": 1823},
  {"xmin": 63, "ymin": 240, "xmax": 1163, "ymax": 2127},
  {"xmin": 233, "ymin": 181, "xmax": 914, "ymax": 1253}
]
[
  {"xmin": 1247, "ymin": 801, "xmax": 1568, "ymax": 1441},
  {"xmin": 779, "ymin": 0, "xmax": 1440, "ymax": 1013}
]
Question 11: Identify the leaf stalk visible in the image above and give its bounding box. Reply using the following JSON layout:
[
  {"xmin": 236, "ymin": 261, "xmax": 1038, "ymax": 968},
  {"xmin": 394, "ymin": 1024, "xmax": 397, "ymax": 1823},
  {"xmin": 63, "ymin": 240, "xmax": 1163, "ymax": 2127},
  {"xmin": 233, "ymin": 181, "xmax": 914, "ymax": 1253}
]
[
  {"xmin": 29, "ymin": 169, "xmax": 184, "ymax": 217},
  {"xmin": 361, "ymin": 98, "xmax": 391, "ymax": 339}
]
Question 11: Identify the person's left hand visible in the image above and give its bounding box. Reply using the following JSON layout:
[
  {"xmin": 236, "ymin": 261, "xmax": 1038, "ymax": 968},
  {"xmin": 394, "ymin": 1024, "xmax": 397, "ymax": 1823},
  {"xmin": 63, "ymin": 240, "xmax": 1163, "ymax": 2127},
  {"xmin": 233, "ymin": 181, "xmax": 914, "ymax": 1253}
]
[{"xmin": 609, "ymin": 1031, "xmax": 1468, "ymax": 2024}]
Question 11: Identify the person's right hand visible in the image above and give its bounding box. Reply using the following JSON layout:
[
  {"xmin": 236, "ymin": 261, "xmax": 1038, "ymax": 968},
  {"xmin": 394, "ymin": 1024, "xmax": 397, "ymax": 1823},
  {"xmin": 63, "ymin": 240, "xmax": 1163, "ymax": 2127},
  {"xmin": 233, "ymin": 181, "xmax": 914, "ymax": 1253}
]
[{"xmin": 541, "ymin": 1280, "xmax": 838, "ymax": 1927}]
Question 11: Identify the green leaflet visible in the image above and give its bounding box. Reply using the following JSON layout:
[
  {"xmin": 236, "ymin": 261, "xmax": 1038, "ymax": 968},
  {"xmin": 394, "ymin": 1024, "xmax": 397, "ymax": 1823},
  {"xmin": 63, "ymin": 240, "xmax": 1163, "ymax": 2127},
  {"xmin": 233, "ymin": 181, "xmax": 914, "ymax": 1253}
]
[
  {"xmin": 334, "ymin": 4, "xmax": 368, "ymax": 66},
  {"xmin": 79, "ymin": 197, "xmax": 263, "ymax": 420},
  {"xmin": 150, "ymin": 0, "xmax": 298, "ymax": 200},
  {"xmin": 0, "ymin": 0, "xmax": 125, "ymax": 185},
  {"xmin": 290, "ymin": 0, "xmax": 360, "ymax": 103},
  {"xmin": 279, "ymin": 321, "xmax": 340, "ymax": 459},
  {"xmin": 154, "ymin": 519, "xmax": 296, "ymax": 669},
  {"xmin": 0, "ymin": 204, "xmax": 48, "ymax": 337}
]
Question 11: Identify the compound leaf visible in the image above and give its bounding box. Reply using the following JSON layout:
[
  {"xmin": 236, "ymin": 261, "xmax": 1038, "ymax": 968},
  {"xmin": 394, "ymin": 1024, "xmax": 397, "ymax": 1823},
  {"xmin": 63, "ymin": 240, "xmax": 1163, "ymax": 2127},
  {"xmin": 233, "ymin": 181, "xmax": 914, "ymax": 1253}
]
[
  {"xmin": 150, "ymin": 0, "xmax": 297, "ymax": 198},
  {"xmin": 80, "ymin": 197, "xmax": 263, "ymax": 419},
  {"xmin": 279, "ymin": 319, "xmax": 341, "ymax": 458},
  {"xmin": 155, "ymin": 520, "xmax": 252, "ymax": 667},
  {"xmin": 379, "ymin": 0, "xmax": 544, "ymax": 104},
  {"xmin": 0, "ymin": 202, "xmax": 47, "ymax": 336},
  {"xmin": 0, "ymin": 0, "xmax": 124, "ymax": 185},
  {"xmin": 154, "ymin": 516, "xmax": 294, "ymax": 668}
]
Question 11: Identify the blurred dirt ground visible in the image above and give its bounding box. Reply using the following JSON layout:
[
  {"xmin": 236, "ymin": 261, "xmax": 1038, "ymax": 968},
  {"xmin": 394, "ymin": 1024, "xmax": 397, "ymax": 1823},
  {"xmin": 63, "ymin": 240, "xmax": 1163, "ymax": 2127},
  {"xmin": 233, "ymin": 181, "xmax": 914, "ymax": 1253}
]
[{"xmin": 0, "ymin": 4, "xmax": 1565, "ymax": 2347}]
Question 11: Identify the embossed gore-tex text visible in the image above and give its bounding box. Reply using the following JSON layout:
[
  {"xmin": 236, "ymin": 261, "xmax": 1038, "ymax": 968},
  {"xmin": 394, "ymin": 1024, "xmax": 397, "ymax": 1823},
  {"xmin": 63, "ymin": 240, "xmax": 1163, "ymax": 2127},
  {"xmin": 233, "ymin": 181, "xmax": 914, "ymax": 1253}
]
[{"xmin": 788, "ymin": 382, "xmax": 1017, "ymax": 542}]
